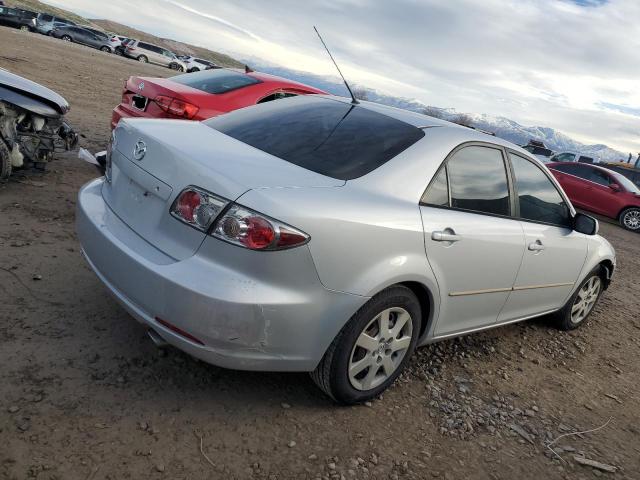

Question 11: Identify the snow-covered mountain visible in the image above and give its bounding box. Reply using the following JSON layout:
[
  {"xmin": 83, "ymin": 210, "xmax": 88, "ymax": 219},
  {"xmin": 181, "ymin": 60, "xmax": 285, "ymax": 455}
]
[{"xmin": 248, "ymin": 61, "xmax": 627, "ymax": 162}]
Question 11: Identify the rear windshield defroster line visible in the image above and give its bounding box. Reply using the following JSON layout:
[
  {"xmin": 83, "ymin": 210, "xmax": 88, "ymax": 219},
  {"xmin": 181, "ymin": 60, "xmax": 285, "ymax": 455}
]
[{"xmin": 205, "ymin": 96, "xmax": 425, "ymax": 180}]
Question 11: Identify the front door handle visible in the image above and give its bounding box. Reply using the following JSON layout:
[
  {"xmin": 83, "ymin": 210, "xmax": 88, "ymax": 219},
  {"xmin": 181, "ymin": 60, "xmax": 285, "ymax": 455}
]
[
  {"xmin": 528, "ymin": 240, "xmax": 545, "ymax": 251},
  {"xmin": 432, "ymin": 230, "xmax": 461, "ymax": 242}
]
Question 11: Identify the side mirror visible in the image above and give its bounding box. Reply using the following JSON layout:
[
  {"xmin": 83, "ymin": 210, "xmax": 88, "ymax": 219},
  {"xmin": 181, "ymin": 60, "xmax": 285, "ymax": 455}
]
[
  {"xmin": 609, "ymin": 183, "xmax": 621, "ymax": 192},
  {"xmin": 573, "ymin": 213, "xmax": 599, "ymax": 235}
]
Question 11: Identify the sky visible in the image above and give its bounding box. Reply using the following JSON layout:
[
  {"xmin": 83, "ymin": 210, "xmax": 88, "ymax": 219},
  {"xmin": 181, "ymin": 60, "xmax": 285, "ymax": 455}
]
[{"xmin": 44, "ymin": 0, "xmax": 640, "ymax": 153}]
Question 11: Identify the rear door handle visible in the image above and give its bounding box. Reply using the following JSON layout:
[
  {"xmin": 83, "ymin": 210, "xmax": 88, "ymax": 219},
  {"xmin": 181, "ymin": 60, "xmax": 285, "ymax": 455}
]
[
  {"xmin": 432, "ymin": 230, "xmax": 461, "ymax": 242},
  {"xmin": 528, "ymin": 240, "xmax": 545, "ymax": 251}
]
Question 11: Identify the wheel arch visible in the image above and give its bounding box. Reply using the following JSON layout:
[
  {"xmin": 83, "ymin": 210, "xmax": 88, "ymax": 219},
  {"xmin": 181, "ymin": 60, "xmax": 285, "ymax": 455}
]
[
  {"xmin": 598, "ymin": 259, "xmax": 614, "ymax": 289},
  {"xmin": 398, "ymin": 281, "xmax": 435, "ymax": 341}
]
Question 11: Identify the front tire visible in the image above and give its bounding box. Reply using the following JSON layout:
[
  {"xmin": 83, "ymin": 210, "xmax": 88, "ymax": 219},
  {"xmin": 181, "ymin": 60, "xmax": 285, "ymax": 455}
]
[
  {"xmin": 555, "ymin": 267, "xmax": 603, "ymax": 330},
  {"xmin": 619, "ymin": 207, "xmax": 640, "ymax": 232},
  {"xmin": 311, "ymin": 285, "xmax": 422, "ymax": 404},
  {"xmin": 20, "ymin": 26, "xmax": 30, "ymax": 32},
  {"xmin": 100, "ymin": 46, "xmax": 111, "ymax": 53},
  {"xmin": 61, "ymin": 35, "xmax": 72, "ymax": 42}
]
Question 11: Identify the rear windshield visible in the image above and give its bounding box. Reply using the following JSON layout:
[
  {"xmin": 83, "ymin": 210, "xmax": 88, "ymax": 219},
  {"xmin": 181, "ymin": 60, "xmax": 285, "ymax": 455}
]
[
  {"xmin": 205, "ymin": 96, "xmax": 425, "ymax": 180},
  {"xmin": 171, "ymin": 69, "xmax": 261, "ymax": 94}
]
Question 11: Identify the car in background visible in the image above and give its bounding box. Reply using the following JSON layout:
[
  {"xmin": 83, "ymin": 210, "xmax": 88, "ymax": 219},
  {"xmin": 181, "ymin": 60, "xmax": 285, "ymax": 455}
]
[
  {"xmin": 107, "ymin": 34, "xmax": 128, "ymax": 51},
  {"xmin": 34, "ymin": 13, "xmax": 75, "ymax": 35},
  {"xmin": 0, "ymin": 6, "xmax": 37, "ymax": 31},
  {"xmin": 122, "ymin": 40, "xmax": 186, "ymax": 71},
  {"xmin": 177, "ymin": 55, "xmax": 219, "ymax": 72},
  {"xmin": 550, "ymin": 151, "xmax": 597, "ymax": 164},
  {"xmin": 549, "ymin": 162, "xmax": 640, "ymax": 231},
  {"xmin": 521, "ymin": 140, "xmax": 553, "ymax": 163},
  {"xmin": 601, "ymin": 162, "xmax": 640, "ymax": 188},
  {"xmin": 51, "ymin": 25, "xmax": 113, "ymax": 52},
  {"xmin": 78, "ymin": 95, "xmax": 615, "ymax": 404},
  {"xmin": 111, "ymin": 68, "xmax": 326, "ymax": 129}
]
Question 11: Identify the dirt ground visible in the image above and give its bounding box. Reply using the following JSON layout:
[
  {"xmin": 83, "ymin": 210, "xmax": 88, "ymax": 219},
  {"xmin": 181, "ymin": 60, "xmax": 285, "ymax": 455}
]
[{"xmin": 1, "ymin": 27, "xmax": 639, "ymax": 480}]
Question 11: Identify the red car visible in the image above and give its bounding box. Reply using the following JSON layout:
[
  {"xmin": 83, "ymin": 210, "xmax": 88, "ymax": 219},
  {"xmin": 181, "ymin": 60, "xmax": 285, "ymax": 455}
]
[
  {"xmin": 549, "ymin": 162, "xmax": 640, "ymax": 231},
  {"xmin": 111, "ymin": 68, "xmax": 326, "ymax": 129}
]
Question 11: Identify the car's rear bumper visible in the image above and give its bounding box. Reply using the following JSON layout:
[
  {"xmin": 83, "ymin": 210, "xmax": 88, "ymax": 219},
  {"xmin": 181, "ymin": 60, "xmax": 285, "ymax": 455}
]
[
  {"xmin": 76, "ymin": 178, "xmax": 365, "ymax": 371},
  {"xmin": 111, "ymin": 104, "xmax": 150, "ymax": 130}
]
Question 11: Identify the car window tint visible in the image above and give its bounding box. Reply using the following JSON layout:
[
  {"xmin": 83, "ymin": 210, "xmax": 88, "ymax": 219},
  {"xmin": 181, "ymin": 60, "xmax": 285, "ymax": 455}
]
[
  {"xmin": 510, "ymin": 154, "xmax": 571, "ymax": 226},
  {"xmin": 446, "ymin": 146, "xmax": 510, "ymax": 216},
  {"xmin": 555, "ymin": 153, "xmax": 575, "ymax": 162},
  {"xmin": 172, "ymin": 69, "xmax": 262, "ymax": 94},
  {"xmin": 422, "ymin": 167, "xmax": 449, "ymax": 206},
  {"xmin": 206, "ymin": 96, "xmax": 425, "ymax": 180},
  {"xmin": 588, "ymin": 169, "xmax": 611, "ymax": 186}
]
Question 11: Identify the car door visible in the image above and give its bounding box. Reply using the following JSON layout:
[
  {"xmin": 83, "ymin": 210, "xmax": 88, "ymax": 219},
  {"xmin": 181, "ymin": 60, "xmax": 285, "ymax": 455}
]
[
  {"xmin": 583, "ymin": 168, "xmax": 621, "ymax": 217},
  {"xmin": 73, "ymin": 27, "xmax": 89, "ymax": 45},
  {"xmin": 498, "ymin": 153, "xmax": 587, "ymax": 321},
  {"xmin": 420, "ymin": 144, "xmax": 526, "ymax": 336},
  {"xmin": 551, "ymin": 163, "xmax": 592, "ymax": 209}
]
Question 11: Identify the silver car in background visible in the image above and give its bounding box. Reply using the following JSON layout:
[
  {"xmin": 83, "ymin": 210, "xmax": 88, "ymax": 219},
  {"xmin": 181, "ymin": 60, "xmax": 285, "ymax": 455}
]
[
  {"xmin": 123, "ymin": 40, "xmax": 187, "ymax": 71},
  {"xmin": 76, "ymin": 95, "xmax": 615, "ymax": 404}
]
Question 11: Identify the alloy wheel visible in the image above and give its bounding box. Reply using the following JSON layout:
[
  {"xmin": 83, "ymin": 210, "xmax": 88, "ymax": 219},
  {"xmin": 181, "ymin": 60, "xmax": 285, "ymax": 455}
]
[
  {"xmin": 570, "ymin": 276, "xmax": 601, "ymax": 324},
  {"xmin": 623, "ymin": 209, "xmax": 640, "ymax": 230},
  {"xmin": 348, "ymin": 307, "xmax": 413, "ymax": 391}
]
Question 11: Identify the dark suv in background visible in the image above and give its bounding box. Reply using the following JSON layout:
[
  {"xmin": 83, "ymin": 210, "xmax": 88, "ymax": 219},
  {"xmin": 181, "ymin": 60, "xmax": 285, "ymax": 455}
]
[
  {"xmin": 603, "ymin": 163, "xmax": 640, "ymax": 188},
  {"xmin": 0, "ymin": 6, "xmax": 37, "ymax": 31}
]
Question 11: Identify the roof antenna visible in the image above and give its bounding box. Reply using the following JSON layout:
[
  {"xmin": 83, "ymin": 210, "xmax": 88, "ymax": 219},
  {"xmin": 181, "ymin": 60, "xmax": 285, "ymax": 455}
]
[{"xmin": 314, "ymin": 26, "xmax": 359, "ymax": 104}]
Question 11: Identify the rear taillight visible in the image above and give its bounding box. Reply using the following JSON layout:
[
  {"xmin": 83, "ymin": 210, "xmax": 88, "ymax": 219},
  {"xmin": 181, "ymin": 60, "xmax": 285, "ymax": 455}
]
[
  {"xmin": 213, "ymin": 205, "xmax": 309, "ymax": 251},
  {"xmin": 154, "ymin": 95, "xmax": 199, "ymax": 120},
  {"xmin": 170, "ymin": 187, "xmax": 228, "ymax": 231},
  {"xmin": 170, "ymin": 187, "xmax": 310, "ymax": 251}
]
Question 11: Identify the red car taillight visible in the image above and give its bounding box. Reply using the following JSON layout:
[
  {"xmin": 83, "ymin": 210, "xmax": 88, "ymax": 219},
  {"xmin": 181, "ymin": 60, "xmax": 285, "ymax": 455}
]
[
  {"xmin": 170, "ymin": 187, "xmax": 310, "ymax": 251},
  {"xmin": 155, "ymin": 95, "xmax": 199, "ymax": 120},
  {"xmin": 213, "ymin": 205, "xmax": 309, "ymax": 251},
  {"xmin": 171, "ymin": 187, "xmax": 228, "ymax": 231}
]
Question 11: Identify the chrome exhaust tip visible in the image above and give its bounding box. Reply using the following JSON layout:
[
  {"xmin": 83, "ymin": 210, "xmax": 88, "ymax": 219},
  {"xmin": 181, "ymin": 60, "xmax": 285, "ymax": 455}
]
[{"xmin": 147, "ymin": 328, "xmax": 168, "ymax": 348}]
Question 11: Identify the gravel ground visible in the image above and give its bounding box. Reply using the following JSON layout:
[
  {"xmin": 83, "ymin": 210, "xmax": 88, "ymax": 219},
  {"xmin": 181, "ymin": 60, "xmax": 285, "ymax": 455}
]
[{"xmin": 1, "ymin": 27, "xmax": 639, "ymax": 480}]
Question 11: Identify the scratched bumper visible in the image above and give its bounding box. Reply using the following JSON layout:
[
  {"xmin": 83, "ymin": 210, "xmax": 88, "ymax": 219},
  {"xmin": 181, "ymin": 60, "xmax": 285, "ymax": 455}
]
[{"xmin": 76, "ymin": 178, "xmax": 365, "ymax": 371}]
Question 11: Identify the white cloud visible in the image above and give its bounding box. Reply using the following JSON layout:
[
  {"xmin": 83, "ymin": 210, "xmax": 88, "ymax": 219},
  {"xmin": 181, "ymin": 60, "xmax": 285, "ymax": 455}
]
[{"xmin": 43, "ymin": 0, "xmax": 640, "ymax": 152}]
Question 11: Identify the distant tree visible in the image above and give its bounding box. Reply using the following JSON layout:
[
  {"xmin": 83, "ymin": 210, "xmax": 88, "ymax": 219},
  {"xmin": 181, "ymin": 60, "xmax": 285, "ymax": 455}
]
[
  {"xmin": 352, "ymin": 87, "xmax": 369, "ymax": 101},
  {"xmin": 451, "ymin": 113, "xmax": 473, "ymax": 127},
  {"xmin": 422, "ymin": 106, "xmax": 444, "ymax": 119}
]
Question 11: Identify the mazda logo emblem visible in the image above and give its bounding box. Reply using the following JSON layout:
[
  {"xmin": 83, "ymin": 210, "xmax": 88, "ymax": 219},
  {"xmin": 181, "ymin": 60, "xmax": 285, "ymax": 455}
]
[
  {"xmin": 133, "ymin": 140, "xmax": 147, "ymax": 160},
  {"xmin": 138, "ymin": 81, "xmax": 145, "ymax": 91}
]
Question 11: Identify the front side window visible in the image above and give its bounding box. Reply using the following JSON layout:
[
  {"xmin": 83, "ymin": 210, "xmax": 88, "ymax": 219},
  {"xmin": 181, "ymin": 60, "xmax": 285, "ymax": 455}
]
[
  {"xmin": 446, "ymin": 146, "xmax": 510, "ymax": 216},
  {"xmin": 588, "ymin": 169, "xmax": 611, "ymax": 186},
  {"xmin": 510, "ymin": 154, "xmax": 571, "ymax": 226}
]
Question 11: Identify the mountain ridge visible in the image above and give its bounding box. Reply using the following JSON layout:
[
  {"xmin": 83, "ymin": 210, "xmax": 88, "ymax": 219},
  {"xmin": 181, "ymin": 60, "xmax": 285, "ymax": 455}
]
[{"xmin": 245, "ymin": 61, "xmax": 628, "ymax": 162}]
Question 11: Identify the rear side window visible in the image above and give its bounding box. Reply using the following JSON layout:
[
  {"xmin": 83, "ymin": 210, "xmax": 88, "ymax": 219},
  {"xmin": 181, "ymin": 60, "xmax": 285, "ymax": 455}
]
[
  {"xmin": 510, "ymin": 154, "xmax": 571, "ymax": 226},
  {"xmin": 554, "ymin": 153, "xmax": 575, "ymax": 162},
  {"xmin": 446, "ymin": 146, "xmax": 510, "ymax": 216},
  {"xmin": 206, "ymin": 96, "xmax": 425, "ymax": 180},
  {"xmin": 171, "ymin": 69, "xmax": 262, "ymax": 94},
  {"xmin": 422, "ymin": 167, "xmax": 448, "ymax": 206},
  {"xmin": 41, "ymin": 14, "xmax": 53, "ymax": 21}
]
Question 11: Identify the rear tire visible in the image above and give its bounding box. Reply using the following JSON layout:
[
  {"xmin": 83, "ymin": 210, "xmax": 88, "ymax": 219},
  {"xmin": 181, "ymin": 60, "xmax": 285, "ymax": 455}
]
[
  {"xmin": 619, "ymin": 207, "xmax": 640, "ymax": 232},
  {"xmin": 137, "ymin": 55, "xmax": 148, "ymax": 63},
  {"xmin": 20, "ymin": 26, "xmax": 30, "ymax": 32},
  {"xmin": 100, "ymin": 46, "xmax": 110, "ymax": 53},
  {"xmin": 311, "ymin": 285, "xmax": 422, "ymax": 404},
  {"xmin": 0, "ymin": 141, "xmax": 11, "ymax": 180},
  {"xmin": 554, "ymin": 267, "xmax": 603, "ymax": 331},
  {"xmin": 61, "ymin": 35, "xmax": 72, "ymax": 42}
]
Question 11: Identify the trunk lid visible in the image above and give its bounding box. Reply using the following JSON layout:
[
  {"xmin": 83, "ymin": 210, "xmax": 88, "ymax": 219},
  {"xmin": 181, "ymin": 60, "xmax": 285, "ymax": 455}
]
[{"xmin": 104, "ymin": 118, "xmax": 342, "ymax": 260}]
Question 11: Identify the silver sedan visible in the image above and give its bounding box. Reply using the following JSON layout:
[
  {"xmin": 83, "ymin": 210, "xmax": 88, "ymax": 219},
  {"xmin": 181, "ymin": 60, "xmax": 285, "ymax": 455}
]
[{"xmin": 76, "ymin": 95, "xmax": 616, "ymax": 404}]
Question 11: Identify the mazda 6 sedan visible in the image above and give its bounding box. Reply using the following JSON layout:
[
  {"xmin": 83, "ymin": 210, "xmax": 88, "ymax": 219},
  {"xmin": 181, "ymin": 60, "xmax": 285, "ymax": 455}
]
[{"xmin": 76, "ymin": 95, "xmax": 616, "ymax": 404}]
